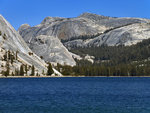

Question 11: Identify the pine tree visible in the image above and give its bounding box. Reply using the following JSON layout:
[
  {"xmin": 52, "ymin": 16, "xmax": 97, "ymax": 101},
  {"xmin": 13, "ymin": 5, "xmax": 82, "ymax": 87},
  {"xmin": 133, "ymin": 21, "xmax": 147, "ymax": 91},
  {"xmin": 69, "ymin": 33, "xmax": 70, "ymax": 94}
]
[
  {"xmin": 3, "ymin": 51, "xmax": 7, "ymax": 61},
  {"xmin": 36, "ymin": 72, "xmax": 39, "ymax": 76},
  {"xmin": 8, "ymin": 50, "xmax": 11, "ymax": 60},
  {"xmin": 4, "ymin": 60, "xmax": 10, "ymax": 77},
  {"xmin": 15, "ymin": 69, "xmax": 19, "ymax": 76},
  {"xmin": 3, "ymin": 33, "xmax": 7, "ymax": 40},
  {"xmin": 31, "ymin": 65, "xmax": 35, "ymax": 76},
  {"xmin": 16, "ymin": 51, "xmax": 18, "ymax": 60},
  {"xmin": 20, "ymin": 64, "xmax": 24, "ymax": 76},
  {"xmin": 11, "ymin": 72, "xmax": 14, "ymax": 76},
  {"xmin": 47, "ymin": 63, "xmax": 54, "ymax": 76},
  {"xmin": 10, "ymin": 53, "xmax": 14, "ymax": 64},
  {"xmin": 42, "ymin": 70, "xmax": 45, "ymax": 75},
  {"xmin": 25, "ymin": 65, "xmax": 28, "ymax": 75}
]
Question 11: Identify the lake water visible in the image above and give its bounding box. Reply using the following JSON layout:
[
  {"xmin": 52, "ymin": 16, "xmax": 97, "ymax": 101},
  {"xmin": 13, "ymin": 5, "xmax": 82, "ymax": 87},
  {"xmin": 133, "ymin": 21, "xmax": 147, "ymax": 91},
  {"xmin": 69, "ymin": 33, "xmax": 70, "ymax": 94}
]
[{"xmin": 0, "ymin": 77, "xmax": 150, "ymax": 113}]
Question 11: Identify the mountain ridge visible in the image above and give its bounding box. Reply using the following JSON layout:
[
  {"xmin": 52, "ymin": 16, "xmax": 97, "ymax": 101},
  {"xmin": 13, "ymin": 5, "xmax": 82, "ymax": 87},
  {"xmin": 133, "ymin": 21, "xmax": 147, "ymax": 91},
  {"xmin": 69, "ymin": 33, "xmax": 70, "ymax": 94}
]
[
  {"xmin": 0, "ymin": 14, "xmax": 48, "ymax": 76},
  {"xmin": 18, "ymin": 13, "xmax": 150, "ymax": 66}
]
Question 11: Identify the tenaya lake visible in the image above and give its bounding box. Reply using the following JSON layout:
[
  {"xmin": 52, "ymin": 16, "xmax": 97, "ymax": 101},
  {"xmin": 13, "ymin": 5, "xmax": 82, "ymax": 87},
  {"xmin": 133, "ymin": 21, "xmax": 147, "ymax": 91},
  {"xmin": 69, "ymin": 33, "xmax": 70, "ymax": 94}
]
[{"xmin": 0, "ymin": 77, "xmax": 150, "ymax": 113}]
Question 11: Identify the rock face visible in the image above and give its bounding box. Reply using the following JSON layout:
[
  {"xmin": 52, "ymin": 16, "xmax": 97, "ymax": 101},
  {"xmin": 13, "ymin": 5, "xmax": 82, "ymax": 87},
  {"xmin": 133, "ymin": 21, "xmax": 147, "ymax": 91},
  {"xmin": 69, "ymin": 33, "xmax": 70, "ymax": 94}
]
[
  {"xmin": 27, "ymin": 35, "xmax": 76, "ymax": 66},
  {"xmin": 64, "ymin": 23, "xmax": 150, "ymax": 47},
  {"xmin": 0, "ymin": 14, "xmax": 47, "ymax": 75},
  {"xmin": 18, "ymin": 13, "xmax": 104, "ymax": 41},
  {"xmin": 64, "ymin": 13, "xmax": 150, "ymax": 47},
  {"xmin": 19, "ymin": 13, "xmax": 150, "ymax": 46},
  {"xmin": 18, "ymin": 21, "xmax": 77, "ymax": 66},
  {"xmin": 63, "ymin": 13, "xmax": 150, "ymax": 47},
  {"xmin": 18, "ymin": 12, "xmax": 150, "ymax": 65}
]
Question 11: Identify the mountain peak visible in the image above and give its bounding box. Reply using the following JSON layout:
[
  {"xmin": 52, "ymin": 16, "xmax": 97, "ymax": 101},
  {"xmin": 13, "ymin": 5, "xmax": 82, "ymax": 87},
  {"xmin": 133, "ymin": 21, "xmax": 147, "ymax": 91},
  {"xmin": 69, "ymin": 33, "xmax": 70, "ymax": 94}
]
[
  {"xmin": 41, "ymin": 16, "xmax": 65, "ymax": 24},
  {"xmin": 78, "ymin": 12, "xmax": 111, "ymax": 20},
  {"xmin": 20, "ymin": 24, "xmax": 30, "ymax": 27},
  {"xmin": 18, "ymin": 24, "xmax": 30, "ymax": 33},
  {"xmin": 79, "ymin": 12, "xmax": 99, "ymax": 16}
]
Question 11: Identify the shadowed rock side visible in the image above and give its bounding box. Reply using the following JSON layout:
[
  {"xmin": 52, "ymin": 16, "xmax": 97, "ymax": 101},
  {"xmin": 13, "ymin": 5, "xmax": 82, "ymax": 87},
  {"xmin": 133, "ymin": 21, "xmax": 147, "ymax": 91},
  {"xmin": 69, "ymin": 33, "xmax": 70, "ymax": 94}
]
[{"xmin": 0, "ymin": 14, "xmax": 47, "ymax": 75}]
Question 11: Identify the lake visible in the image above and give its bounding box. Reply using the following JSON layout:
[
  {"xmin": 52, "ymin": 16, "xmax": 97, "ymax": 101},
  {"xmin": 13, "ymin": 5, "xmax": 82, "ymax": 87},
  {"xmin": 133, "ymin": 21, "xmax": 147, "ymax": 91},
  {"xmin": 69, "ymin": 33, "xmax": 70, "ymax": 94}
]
[{"xmin": 0, "ymin": 77, "xmax": 150, "ymax": 113}]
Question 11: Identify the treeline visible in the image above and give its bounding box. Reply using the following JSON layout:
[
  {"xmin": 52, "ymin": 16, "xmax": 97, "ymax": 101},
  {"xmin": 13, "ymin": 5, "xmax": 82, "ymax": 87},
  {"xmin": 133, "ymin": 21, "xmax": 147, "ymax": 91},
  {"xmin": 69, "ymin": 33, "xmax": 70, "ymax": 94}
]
[
  {"xmin": 56, "ymin": 38, "xmax": 150, "ymax": 76},
  {"xmin": 61, "ymin": 33, "xmax": 101, "ymax": 43},
  {"xmin": 102, "ymin": 23, "xmax": 138, "ymax": 34},
  {"xmin": 71, "ymin": 38, "xmax": 150, "ymax": 65},
  {"xmin": 55, "ymin": 60, "xmax": 150, "ymax": 76}
]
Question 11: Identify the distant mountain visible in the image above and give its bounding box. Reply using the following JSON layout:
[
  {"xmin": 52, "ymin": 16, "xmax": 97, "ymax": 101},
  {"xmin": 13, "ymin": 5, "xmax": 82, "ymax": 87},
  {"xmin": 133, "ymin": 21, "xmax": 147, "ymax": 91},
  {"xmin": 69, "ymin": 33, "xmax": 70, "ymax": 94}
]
[
  {"xmin": 64, "ymin": 22, "xmax": 150, "ymax": 48},
  {"xmin": 18, "ymin": 12, "xmax": 150, "ymax": 66},
  {"xmin": 64, "ymin": 13, "xmax": 150, "ymax": 47},
  {"xmin": 19, "ymin": 13, "xmax": 150, "ymax": 47},
  {"xmin": 0, "ymin": 14, "xmax": 47, "ymax": 76}
]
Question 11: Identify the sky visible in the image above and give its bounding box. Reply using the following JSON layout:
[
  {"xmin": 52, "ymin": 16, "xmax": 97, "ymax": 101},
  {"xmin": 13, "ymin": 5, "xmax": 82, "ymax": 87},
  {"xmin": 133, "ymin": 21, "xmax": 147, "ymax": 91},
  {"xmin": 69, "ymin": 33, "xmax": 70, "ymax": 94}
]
[{"xmin": 0, "ymin": 0, "xmax": 150, "ymax": 29}]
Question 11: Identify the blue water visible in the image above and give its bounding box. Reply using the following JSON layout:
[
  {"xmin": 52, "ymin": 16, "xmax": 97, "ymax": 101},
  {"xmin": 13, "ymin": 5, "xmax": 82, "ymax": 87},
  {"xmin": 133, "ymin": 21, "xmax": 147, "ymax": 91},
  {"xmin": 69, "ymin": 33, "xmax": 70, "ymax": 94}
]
[{"xmin": 0, "ymin": 77, "xmax": 150, "ymax": 113}]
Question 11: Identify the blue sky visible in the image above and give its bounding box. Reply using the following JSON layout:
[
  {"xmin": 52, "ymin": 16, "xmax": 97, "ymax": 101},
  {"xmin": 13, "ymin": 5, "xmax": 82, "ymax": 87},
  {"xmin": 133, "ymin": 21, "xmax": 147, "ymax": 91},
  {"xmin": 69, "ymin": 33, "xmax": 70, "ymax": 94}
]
[{"xmin": 0, "ymin": 0, "xmax": 150, "ymax": 29}]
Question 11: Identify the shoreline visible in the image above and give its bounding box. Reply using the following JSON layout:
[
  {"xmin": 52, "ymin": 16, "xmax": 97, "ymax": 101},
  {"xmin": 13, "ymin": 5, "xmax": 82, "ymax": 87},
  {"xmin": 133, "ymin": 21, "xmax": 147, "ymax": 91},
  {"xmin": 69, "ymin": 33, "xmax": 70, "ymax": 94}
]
[{"xmin": 0, "ymin": 75, "xmax": 150, "ymax": 78}]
